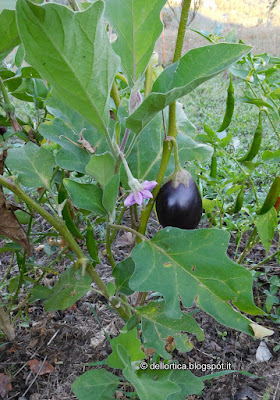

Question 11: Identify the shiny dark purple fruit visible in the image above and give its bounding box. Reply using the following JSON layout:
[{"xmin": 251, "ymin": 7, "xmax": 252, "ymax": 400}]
[{"xmin": 156, "ymin": 171, "xmax": 202, "ymax": 229}]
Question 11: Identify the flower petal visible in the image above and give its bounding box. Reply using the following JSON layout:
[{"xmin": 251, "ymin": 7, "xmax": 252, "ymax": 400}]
[
  {"xmin": 141, "ymin": 189, "xmax": 153, "ymax": 199},
  {"xmin": 124, "ymin": 193, "xmax": 136, "ymax": 207},
  {"xmin": 134, "ymin": 191, "xmax": 143, "ymax": 205},
  {"xmin": 142, "ymin": 180, "xmax": 158, "ymax": 190}
]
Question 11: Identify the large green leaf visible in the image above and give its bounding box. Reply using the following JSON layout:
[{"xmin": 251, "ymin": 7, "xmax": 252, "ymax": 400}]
[
  {"xmin": 130, "ymin": 228, "xmax": 262, "ymax": 335},
  {"xmin": 6, "ymin": 142, "xmax": 55, "ymax": 189},
  {"xmin": 64, "ymin": 179, "xmax": 106, "ymax": 216},
  {"xmin": 105, "ymin": 0, "xmax": 166, "ymax": 87},
  {"xmin": 16, "ymin": 0, "xmax": 119, "ymax": 135},
  {"xmin": 72, "ymin": 369, "xmax": 119, "ymax": 400},
  {"xmin": 117, "ymin": 345, "xmax": 180, "ymax": 400},
  {"xmin": 0, "ymin": 9, "xmax": 20, "ymax": 56},
  {"xmin": 138, "ymin": 301, "xmax": 204, "ymax": 359},
  {"xmin": 126, "ymin": 43, "xmax": 251, "ymax": 134},
  {"xmin": 107, "ymin": 327, "xmax": 145, "ymax": 369},
  {"xmin": 43, "ymin": 265, "xmax": 92, "ymax": 312}
]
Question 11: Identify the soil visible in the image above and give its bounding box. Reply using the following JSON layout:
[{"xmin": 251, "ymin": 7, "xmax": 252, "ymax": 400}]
[{"xmin": 0, "ymin": 209, "xmax": 280, "ymax": 400}]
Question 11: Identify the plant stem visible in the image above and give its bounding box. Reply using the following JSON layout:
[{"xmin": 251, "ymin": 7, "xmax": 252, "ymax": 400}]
[
  {"xmin": 138, "ymin": 0, "xmax": 191, "ymax": 237},
  {"xmin": 120, "ymin": 128, "xmax": 131, "ymax": 153},
  {"xmin": 130, "ymin": 205, "xmax": 136, "ymax": 230},
  {"xmin": 110, "ymin": 206, "xmax": 126, "ymax": 244},
  {"xmin": 0, "ymin": 253, "xmax": 14, "ymax": 287},
  {"xmin": 0, "ymin": 307, "xmax": 15, "ymax": 341},
  {"xmin": 106, "ymin": 220, "xmax": 116, "ymax": 268},
  {"xmin": 264, "ymin": 109, "xmax": 280, "ymax": 142},
  {"xmin": 68, "ymin": 0, "xmax": 80, "ymax": 11},
  {"xmin": 219, "ymin": 146, "xmax": 259, "ymax": 206},
  {"xmin": 237, "ymin": 227, "xmax": 258, "ymax": 264},
  {"xmin": 0, "ymin": 77, "xmax": 10, "ymax": 105},
  {"xmin": 111, "ymin": 81, "xmax": 121, "ymax": 109},
  {"xmin": 172, "ymin": 0, "xmax": 191, "ymax": 63},
  {"xmin": 144, "ymin": 60, "xmax": 153, "ymax": 97},
  {"xmin": 250, "ymin": 249, "xmax": 280, "ymax": 269},
  {"xmin": 246, "ymin": 80, "xmax": 280, "ymax": 143}
]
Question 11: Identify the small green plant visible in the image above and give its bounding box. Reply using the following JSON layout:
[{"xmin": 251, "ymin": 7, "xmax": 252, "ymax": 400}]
[{"xmin": 217, "ymin": 330, "xmax": 228, "ymax": 341}]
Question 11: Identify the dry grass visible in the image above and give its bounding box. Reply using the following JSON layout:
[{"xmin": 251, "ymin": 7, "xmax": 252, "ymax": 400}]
[
  {"xmin": 157, "ymin": 1, "xmax": 280, "ymax": 65},
  {"xmin": 168, "ymin": 0, "xmax": 280, "ymax": 27}
]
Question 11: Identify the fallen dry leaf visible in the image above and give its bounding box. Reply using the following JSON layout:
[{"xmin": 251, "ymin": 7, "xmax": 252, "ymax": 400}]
[
  {"xmin": 47, "ymin": 236, "xmax": 58, "ymax": 246},
  {"xmin": 250, "ymin": 323, "xmax": 274, "ymax": 339},
  {"xmin": 66, "ymin": 304, "xmax": 77, "ymax": 312},
  {"xmin": 10, "ymin": 116, "xmax": 22, "ymax": 132},
  {"xmin": 234, "ymin": 386, "xmax": 259, "ymax": 400},
  {"xmin": 57, "ymin": 238, "xmax": 68, "ymax": 249},
  {"xmin": 0, "ymin": 150, "xmax": 7, "ymax": 174},
  {"xmin": 105, "ymin": 321, "xmax": 119, "ymax": 337},
  {"xmin": 165, "ymin": 335, "xmax": 176, "ymax": 353},
  {"xmin": 116, "ymin": 232, "xmax": 134, "ymax": 248},
  {"xmin": 144, "ymin": 347, "xmax": 156, "ymax": 358},
  {"xmin": 77, "ymin": 131, "xmax": 96, "ymax": 154},
  {"xmin": 7, "ymin": 346, "xmax": 17, "ymax": 355},
  {"xmin": 35, "ymin": 244, "xmax": 45, "ymax": 252},
  {"xmin": 0, "ymin": 191, "xmax": 30, "ymax": 253},
  {"xmin": 37, "ymin": 187, "xmax": 45, "ymax": 196},
  {"xmin": 90, "ymin": 331, "xmax": 106, "ymax": 348},
  {"xmin": 0, "ymin": 151, "xmax": 30, "ymax": 253},
  {"xmin": 28, "ymin": 359, "xmax": 54, "ymax": 375},
  {"xmin": 256, "ymin": 341, "xmax": 272, "ymax": 362},
  {"xmin": 0, "ymin": 373, "xmax": 12, "ymax": 397}
]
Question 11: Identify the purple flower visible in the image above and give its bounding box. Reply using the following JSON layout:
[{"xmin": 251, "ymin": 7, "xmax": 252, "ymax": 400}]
[{"xmin": 124, "ymin": 180, "xmax": 157, "ymax": 207}]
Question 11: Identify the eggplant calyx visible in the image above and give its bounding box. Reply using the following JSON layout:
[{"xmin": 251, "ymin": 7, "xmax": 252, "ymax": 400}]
[{"xmin": 170, "ymin": 169, "xmax": 191, "ymax": 189}]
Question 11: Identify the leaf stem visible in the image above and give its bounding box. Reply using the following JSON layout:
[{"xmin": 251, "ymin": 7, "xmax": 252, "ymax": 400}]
[
  {"xmin": 165, "ymin": 136, "xmax": 181, "ymax": 172},
  {"xmin": 120, "ymin": 128, "xmax": 131, "ymax": 153},
  {"xmin": 109, "ymin": 224, "xmax": 148, "ymax": 242}
]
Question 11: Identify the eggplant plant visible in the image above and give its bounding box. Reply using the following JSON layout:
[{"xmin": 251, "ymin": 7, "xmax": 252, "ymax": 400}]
[{"xmin": 0, "ymin": 0, "xmax": 275, "ymax": 398}]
